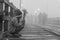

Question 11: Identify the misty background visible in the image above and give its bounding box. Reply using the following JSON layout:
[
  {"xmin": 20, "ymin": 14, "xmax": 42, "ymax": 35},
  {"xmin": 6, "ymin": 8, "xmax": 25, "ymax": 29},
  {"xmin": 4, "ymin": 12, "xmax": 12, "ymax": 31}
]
[
  {"xmin": 9, "ymin": 0, "xmax": 60, "ymax": 18},
  {"xmin": 9, "ymin": 0, "xmax": 60, "ymax": 26}
]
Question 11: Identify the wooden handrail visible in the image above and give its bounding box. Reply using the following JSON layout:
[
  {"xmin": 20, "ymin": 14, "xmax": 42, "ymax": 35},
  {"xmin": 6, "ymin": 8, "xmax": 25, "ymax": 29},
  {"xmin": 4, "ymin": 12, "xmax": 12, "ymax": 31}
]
[{"xmin": 4, "ymin": 0, "xmax": 18, "ymax": 10}]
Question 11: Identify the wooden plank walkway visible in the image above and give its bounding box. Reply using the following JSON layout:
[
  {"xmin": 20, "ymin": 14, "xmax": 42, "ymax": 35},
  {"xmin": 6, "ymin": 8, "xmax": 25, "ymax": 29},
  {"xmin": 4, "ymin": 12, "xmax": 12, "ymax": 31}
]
[
  {"xmin": 1, "ymin": 24, "xmax": 60, "ymax": 40},
  {"xmin": 31, "ymin": 23, "xmax": 60, "ymax": 36}
]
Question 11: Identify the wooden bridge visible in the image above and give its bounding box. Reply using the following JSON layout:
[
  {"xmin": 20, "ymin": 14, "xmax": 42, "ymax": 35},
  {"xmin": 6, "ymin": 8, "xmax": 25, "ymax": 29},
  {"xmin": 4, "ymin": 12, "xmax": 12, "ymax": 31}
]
[{"xmin": 0, "ymin": 0, "xmax": 60, "ymax": 40}]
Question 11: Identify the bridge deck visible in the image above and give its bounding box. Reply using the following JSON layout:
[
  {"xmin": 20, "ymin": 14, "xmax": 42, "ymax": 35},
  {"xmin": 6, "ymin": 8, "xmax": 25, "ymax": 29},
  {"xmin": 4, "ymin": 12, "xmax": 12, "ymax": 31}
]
[
  {"xmin": 1, "ymin": 24, "xmax": 60, "ymax": 40},
  {"xmin": 32, "ymin": 23, "xmax": 60, "ymax": 36}
]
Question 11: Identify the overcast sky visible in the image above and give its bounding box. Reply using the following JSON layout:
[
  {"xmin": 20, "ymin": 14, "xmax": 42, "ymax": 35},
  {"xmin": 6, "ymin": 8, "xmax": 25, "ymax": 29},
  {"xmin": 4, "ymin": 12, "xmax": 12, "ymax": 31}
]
[{"xmin": 9, "ymin": 0, "xmax": 60, "ymax": 18}]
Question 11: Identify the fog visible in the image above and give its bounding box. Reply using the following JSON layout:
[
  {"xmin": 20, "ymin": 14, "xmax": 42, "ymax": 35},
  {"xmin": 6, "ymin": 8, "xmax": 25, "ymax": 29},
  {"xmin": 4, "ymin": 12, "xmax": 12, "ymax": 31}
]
[{"xmin": 10, "ymin": 0, "xmax": 60, "ymax": 18}]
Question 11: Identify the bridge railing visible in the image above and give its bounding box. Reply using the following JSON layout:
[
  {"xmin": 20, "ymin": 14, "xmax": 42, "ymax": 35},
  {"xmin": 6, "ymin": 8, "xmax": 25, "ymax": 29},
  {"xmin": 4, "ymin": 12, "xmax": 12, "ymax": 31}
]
[{"xmin": 0, "ymin": 0, "xmax": 20, "ymax": 32}]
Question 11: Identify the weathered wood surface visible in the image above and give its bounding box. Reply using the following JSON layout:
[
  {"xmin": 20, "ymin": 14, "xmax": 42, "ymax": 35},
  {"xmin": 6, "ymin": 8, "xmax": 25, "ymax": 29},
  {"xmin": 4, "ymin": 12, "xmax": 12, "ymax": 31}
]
[{"xmin": 31, "ymin": 23, "xmax": 60, "ymax": 36}]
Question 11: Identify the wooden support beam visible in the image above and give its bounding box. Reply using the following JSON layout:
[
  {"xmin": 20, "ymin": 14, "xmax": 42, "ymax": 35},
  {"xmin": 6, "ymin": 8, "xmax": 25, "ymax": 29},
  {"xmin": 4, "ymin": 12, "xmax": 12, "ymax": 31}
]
[
  {"xmin": 4, "ymin": 3, "xmax": 9, "ymax": 16},
  {"xmin": 0, "ymin": 1, "xmax": 4, "ymax": 31},
  {"xmin": 10, "ymin": 7, "xmax": 14, "ymax": 17},
  {"xmin": 4, "ymin": 3, "xmax": 9, "ymax": 32},
  {"xmin": 0, "ymin": 3, "xmax": 3, "ymax": 15},
  {"xmin": 4, "ymin": 20, "xmax": 8, "ymax": 32}
]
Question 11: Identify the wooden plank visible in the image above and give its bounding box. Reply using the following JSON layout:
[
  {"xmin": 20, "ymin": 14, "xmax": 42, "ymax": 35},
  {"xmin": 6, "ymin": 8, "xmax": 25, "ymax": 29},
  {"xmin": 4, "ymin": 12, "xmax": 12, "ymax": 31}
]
[
  {"xmin": 3, "ymin": 38, "xmax": 26, "ymax": 40},
  {"xmin": 31, "ymin": 23, "xmax": 60, "ymax": 36}
]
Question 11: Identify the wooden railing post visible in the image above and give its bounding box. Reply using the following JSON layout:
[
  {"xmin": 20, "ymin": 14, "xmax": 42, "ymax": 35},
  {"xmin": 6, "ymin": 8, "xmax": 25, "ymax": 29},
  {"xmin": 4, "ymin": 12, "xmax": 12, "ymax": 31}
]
[
  {"xmin": 0, "ymin": 0, "xmax": 4, "ymax": 31},
  {"xmin": 4, "ymin": 3, "xmax": 9, "ymax": 32},
  {"xmin": 10, "ymin": 7, "xmax": 14, "ymax": 17}
]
